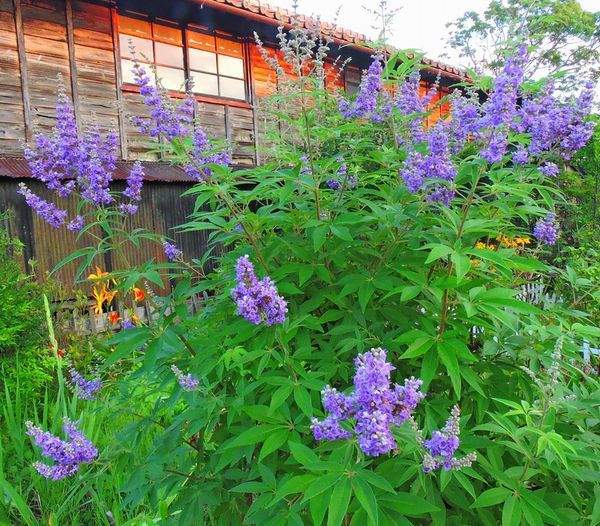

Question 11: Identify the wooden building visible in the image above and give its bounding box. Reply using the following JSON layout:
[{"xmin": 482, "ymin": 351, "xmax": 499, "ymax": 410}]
[{"xmin": 0, "ymin": 0, "xmax": 464, "ymax": 287}]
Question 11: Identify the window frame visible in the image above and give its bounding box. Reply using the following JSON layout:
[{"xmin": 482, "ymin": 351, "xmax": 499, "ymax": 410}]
[{"xmin": 115, "ymin": 12, "xmax": 252, "ymax": 107}]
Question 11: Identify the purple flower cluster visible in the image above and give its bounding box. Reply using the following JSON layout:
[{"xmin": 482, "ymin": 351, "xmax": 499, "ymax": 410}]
[
  {"xmin": 539, "ymin": 162, "xmax": 559, "ymax": 177},
  {"xmin": 183, "ymin": 127, "xmax": 232, "ymax": 181},
  {"xmin": 171, "ymin": 365, "xmax": 200, "ymax": 391},
  {"xmin": 400, "ymin": 124, "xmax": 457, "ymax": 205},
  {"xmin": 20, "ymin": 79, "xmax": 146, "ymax": 227},
  {"xmin": 231, "ymin": 255, "xmax": 287, "ymax": 326},
  {"xmin": 120, "ymin": 161, "xmax": 144, "ymax": 215},
  {"xmin": 17, "ymin": 183, "xmax": 67, "ymax": 228},
  {"xmin": 395, "ymin": 72, "xmax": 440, "ymax": 143},
  {"xmin": 163, "ymin": 240, "xmax": 182, "ymax": 261},
  {"xmin": 131, "ymin": 61, "xmax": 194, "ymax": 141},
  {"xmin": 67, "ymin": 367, "xmax": 103, "ymax": 401},
  {"xmin": 517, "ymin": 81, "xmax": 595, "ymax": 161},
  {"xmin": 25, "ymin": 418, "xmax": 98, "ymax": 480},
  {"xmin": 326, "ymin": 156, "xmax": 356, "ymax": 190},
  {"xmin": 339, "ymin": 57, "xmax": 384, "ymax": 121},
  {"xmin": 299, "ymin": 156, "xmax": 312, "ymax": 176},
  {"xmin": 533, "ymin": 213, "xmax": 559, "ymax": 246},
  {"xmin": 311, "ymin": 348, "xmax": 425, "ymax": 457},
  {"xmin": 422, "ymin": 405, "xmax": 476, "ymax": 472}
]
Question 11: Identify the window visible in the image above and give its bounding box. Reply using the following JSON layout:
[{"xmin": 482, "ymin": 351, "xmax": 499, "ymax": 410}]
[
  {"xmin": 344, "ymin": 68, "xmax": 361, "ymax": 95},
  {"xmin": 118, "ymin": 16, "xmax": 186, "ymax": 92},
  {"xmin": 117, "ymin": 16, "xmax": 247, "ymax": 101},
  {"xmin": 187, "ymin": 31, "xmax": 246, "ymax": 100}
]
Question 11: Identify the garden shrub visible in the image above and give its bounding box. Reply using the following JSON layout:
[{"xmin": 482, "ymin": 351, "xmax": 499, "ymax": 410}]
[
  {"xmin": 0, "ymin": 221, "xmax": 53, "ymax": 397},
  {"xmin": 9, "ymin": 21, "xmax": 600, "ymax": 526}
]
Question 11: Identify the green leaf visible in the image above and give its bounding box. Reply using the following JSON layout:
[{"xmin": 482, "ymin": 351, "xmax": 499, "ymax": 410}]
[
  {"xmin": 310, "ymin": 488, "xmax": 330, "ymax": 526},
  {"xmin": 425, "ymin": 244, "xmax": 453, "ymax": 264},
  {"xmin": 400, "ymin": 285, "xmax": 422, "ymax": 302},
  {"xmin": 302, "ymin": 473, "xmax": 341, "ymax": 503},
  {"xmin": 421, "ymin": 348, "xmax": 439, "ymax": 388},
  {"xmin": 259, "ymin": 429, "xmax": 290, "ymax": 461},
  {"xmin": 471, "ymin": 487, "xmax": 511, "ymax": 508},
  {"xmin": 502, "ymin": 495, "xmax": 521, "ymax": 526},
  {"xmin": 399, "ymin": 337, "xmax": 434, "ymax": 359},
  {"xmin": 331, "ymin": 225, "xmax": 353, "ymax": 241},
  {"xmin": 358, "ymin": 282, "xmax": 375, "ymax": 312},
  {"xmin": 438, "ymin": 342, "xmax": 461, "ymax": 397},
  {"xmin": 294, "ymin": 385, "xmax": 313, "ymax": 417},
  {"xmin": 380, "ymin": 493, "xmax": 440, "ymax": 515},
  {"xmin": 313, "ymin": 225, "xmax": 329, "ymax": 251},
  {"xmin": 289, "ymin": 441, "xmax": 320, "ymax": 466},
  {"xmin": 327, "ymin": 478, "xmax": 352, "ymax": 526},
  {"xmin": 451, "ymin": 251, "xmax": 471, "ymax": 282},
  {"xmin": 224, "ymin": 424, "xmax": 281, "ymax": 449},
  {"xmin": 0, "ymin": 476, "xmax": 39, "ymax": 526},
  {"xmin": 353, "ymin": 478, "xmax": 379, "ymax": 526}
]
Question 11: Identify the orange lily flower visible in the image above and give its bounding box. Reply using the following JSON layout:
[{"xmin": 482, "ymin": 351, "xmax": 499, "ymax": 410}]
[
  {"xmin": 133, "ymin": 287, "xmax": 145, "ymax": 302},
  {"xmin": 108, "ymin": 312, "xmax": 121, "ymax": 325},
  {"xmin": 88, "ymin": 266, "xmax": 109, "ymax": 281}
]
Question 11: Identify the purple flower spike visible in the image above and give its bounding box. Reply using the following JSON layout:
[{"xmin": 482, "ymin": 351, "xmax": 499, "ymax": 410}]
[
  {"xmin": 533, "ymin": 213, "xmax": 559, "ymax": 246},
  {"xmin": 163, "ymin": 241, "xmax": 182, "ymax": 261},
  {"xmin": 183, "ymin": 127, "xmax": 231, "ymax": 181},
  {"xmin": 67, "ymin": 367, "xmax": 103, "ymax": 401},
  {"xmin": 422, "ymin": 405, "xmax": 476, "ymax": 472},
  {"xmin": 311, "ymin": 348, "xmax": 425, "ymax": 457},
  {"xmin": 25, "ymin": 418, "xmax": 98, "ymax": 480},
  {"xmin": 340, "ymin": 57, "xmax": 384, "ymax": 120},
  {"xmin": 231, "ymin": 255, "xmax": 287, "ymax": 326},
  {"xmin": 17, "ymin": 183, "xmax": 67, "ymax": 228},
  {"xmin": 171, "ymin": 365, "xmax": 200, "ymax": 391}
]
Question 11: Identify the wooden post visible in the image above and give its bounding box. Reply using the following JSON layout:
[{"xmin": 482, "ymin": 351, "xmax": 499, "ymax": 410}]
[
  {"xmin": 12, "ymin": 0, "xmax": 32, "ymax": 141},
  {"xmin": 65, "ymin": 0, "xmax": 80, "ymax": 133},
  {"xmin": 110, "ymin": 7, "xmax": 128, "ymax": 160},
  {"xmin": 245, "ymin": 40, "xmax": 259, "ymax": 166}
]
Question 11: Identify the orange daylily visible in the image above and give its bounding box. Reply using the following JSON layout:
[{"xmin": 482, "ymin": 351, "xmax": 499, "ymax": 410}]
[
  {"xmin": 108, "ymin": 311, "xmax": 121, "ymax": 325},
  {"xmin": 132, "ymin": 287, "xmax": 145, "ymax": 302},
  {"xmin": 92, "ymin": 286, "xmax": 110, "ymax": 315}
]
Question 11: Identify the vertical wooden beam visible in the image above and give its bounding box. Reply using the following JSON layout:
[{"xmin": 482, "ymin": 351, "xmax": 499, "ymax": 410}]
[
  {"xmin": 110, "ymin": 7, "xmax": 128, "ymax": 160},
  {"xmin": 12, "ymin": 0, "xmax": 32, "ymax": 142},
  {"xmin": 245, "ymin": 40, "xmax": 259, "ymax": 165},
  {"xmin": 65, "ymin": 0, "xmax": 80, "ymax": 132}
]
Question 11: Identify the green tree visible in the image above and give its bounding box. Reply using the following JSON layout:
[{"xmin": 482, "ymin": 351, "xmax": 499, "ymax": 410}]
[{"xmin": 446, "ymin": 0, "xmax": 600, "ymax": 88}]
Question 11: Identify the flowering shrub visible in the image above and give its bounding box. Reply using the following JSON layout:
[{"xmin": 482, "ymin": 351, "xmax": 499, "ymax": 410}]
[{"xmin": 16, "ymin": 26, "xmax": 600, "ymax": 526}]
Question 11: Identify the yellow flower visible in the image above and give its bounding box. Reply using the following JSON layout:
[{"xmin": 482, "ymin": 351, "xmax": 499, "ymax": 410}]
[
  {"xmin": 92, "ymin": 286, "xmax": 109, "ymax": 315},
  {"xmin": 88, "ymin": 266, "xmax": 109, "ymax": 281}
]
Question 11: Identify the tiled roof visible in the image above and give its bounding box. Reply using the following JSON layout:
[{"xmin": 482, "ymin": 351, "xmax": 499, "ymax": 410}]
[
  {"xmin": 200, "ymin": 0, "xmax": 467, "ymax": 78},
  {"xmin": 0, "ymin": 157, "xmax": 193, "ymax": 183}
]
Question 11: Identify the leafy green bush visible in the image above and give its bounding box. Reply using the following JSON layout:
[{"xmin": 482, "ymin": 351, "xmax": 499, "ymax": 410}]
[
  {"xmin": 7, "ymin": 24, "xmax": 600, "ymax": 526},
  {"xmin": 0, "ymin": 222, "xmax": 53, "ymax": 397}
]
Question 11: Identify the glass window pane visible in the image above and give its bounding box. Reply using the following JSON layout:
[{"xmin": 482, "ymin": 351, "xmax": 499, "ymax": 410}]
[
  {"xmin": 155, "ymin": 42, "xmax": 183, "ymax": 68},
  {"xmin": 216, "ymin": 37, "xmax": 243, "ymax": 57},
  {"xmin": 219, "ymin": 77, "xmax": 245, "ymax": 100},
  {"xmin": 118, "ymin": 16, "xmax": 151, "ymax": 39},
  {"xmin": 152, "ymin": 24, "xmax": 182, "ymax": 46},
  {"xmin": 190, "ymin": 71, "xmax": 219, "ymax": 96},
  {"xmin": 218, "ymin": 55, "xmax": 244, "ymax": 79},
  {"xmin": 156, "ymin": 66, "xmax": 185, "ymax": 91},
  {"xmin": 120, "ymin": 34, "xmax": 154, "ymax": 61},
  {"xmin": 189, "ymin": 48, "xmax": 217, "ymax": 73},
  {"xmin": 187, "ymin": 31, "xmax": 216, "ymax": 52}
]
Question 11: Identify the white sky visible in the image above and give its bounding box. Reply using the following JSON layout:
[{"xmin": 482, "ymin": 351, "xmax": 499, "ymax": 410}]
[{"xmin": 268, "ymin": 0, "xmax": 599, "ymax": 68}]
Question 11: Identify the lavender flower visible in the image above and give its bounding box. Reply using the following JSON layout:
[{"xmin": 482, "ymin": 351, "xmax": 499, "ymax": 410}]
[
  {"xmin": 66, "ymin": 215, "xmax": 84, "ymax": 232},
  {"xmin": 231, "ymin": 255, "xmax": 287, "ymax": 326},
  {"xmin": 17, "ymin": 184, "xmax": 67, "ymax": 228},
  {"xmin": 183, "ymin": 127, "xmax": 231, "ymax": 181},
  {"xmin": 131, "ymin": 61, "xmax": 193, "ymax": 141},
  {"xmin": 533, "ymin": 214, "xmax": 559, "ymax": 246},
  {"xmin": 171, "ymin": 365, "xmax": 199, "ymax": 391},
  {"xmin": 163, "ymin": 241, "xmax": 182, "ymax": 261},
  {"xmin": 20, "ymin": 77, "xmax": 148, "ymax": 227},
  {"xmin": 122, "ymin": 318, "xmax": 135, "ymax": 329},
  {"xmin": 539, "ymin": 162, "xmax": 559, "ymax": 177},
  {"xmin": 422, "ymin": 405, "xmax": 476, "ymax": 472},
  {"xmin": 326, "ymin": 156, "xmax": 353, "ymax": 190},
  {"xmin": 25, "ymin": 418, "xmax": 98, "ymax": 480},
  {"xmin": 340, "ymin": 57, "xmax": 383, "ymax": 120},
  {"xmin": 67, "ymin": 367, "xmax": 103, "ymax": 401},
  {"xmin": 300, "ymin": 156, "xmax": 312, "ymax": 176},
  {"xmin": 400, "ymin": 124, "xmax": 457, "ymax": 205},
  {"xmin": 311, "ymin": 348, "xmax": 425, "ymax": 457},
  {"xmin": 123, "ymin": 161, "xmax": 144, "ymax": 202}
]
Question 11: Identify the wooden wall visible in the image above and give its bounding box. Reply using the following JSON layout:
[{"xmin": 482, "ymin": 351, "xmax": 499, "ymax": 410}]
[{"xmin": 0, "ymin": 0, "xmax": 258, "ymax": 164}]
